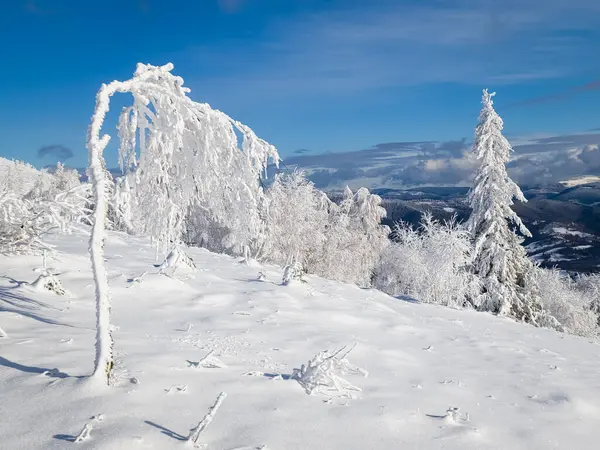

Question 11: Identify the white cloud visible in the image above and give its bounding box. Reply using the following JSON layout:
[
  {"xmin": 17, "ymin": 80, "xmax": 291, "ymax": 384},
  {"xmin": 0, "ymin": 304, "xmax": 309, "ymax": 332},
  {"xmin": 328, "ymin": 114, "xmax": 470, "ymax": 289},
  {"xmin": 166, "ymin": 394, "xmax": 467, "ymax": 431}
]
[{"xmin": 285, "ymin": 132, "xmax": 600, "ymax": 189}]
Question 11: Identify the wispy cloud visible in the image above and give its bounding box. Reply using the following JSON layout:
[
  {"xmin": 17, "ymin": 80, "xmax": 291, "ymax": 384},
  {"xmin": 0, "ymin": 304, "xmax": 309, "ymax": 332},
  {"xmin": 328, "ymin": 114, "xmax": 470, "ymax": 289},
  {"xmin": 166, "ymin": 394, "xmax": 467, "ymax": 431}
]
[
  {"xmin": 509, "ymin": 79, "xmax": 600, "ymax": 108},
  {"xmin": 185, "ymin": 0, "xmax": 600, "ymax": 100}
]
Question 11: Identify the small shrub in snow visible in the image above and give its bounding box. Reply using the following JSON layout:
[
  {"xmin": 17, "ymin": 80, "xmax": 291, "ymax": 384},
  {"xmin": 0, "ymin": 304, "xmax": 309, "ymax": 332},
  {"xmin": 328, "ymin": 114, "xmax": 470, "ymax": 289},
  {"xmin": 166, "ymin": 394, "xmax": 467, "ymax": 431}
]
[
  {"xmin": 282, "ymin": 261, "xmax": 305, "ymax": 285},
  {"xmin": 374, "ymin": 213, "xmax": 479, "ymax": 308},
  {"xmin": 443, "ymin": 407, "xmax": 470, "ymax": 424},
  {"xmin": 0, "ymin": 183, "xmax": 89, "ymax": 256},
  {"xmin": 535, "ymin": 269, "xmax": 599, "ymax": 338},
  {"xmin": 577, "ymin": 274, "xmax": 600, "ymax": 326},
  {"xmin": 292, "ymin": 346, "xmax": 368, "ymax": 398},
  {"xmin": 158, "ymin": 247, "xmax": 196, "ymax": 274},
  {"xmin": 31, "ymin": 272, "xmax": 66, "ymax": 296}
]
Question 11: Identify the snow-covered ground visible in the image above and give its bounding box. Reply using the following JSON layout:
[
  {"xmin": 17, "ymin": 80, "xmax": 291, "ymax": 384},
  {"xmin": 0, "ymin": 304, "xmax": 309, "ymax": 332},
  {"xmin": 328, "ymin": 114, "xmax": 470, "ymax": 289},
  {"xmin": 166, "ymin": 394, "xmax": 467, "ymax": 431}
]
[
  {"xmin": 2, "ymin": 229, "xmax": 600, "ymax": 449},
  {"xmin": 559, "ymin": 175, "xmax": 600, "ymax": 188}
]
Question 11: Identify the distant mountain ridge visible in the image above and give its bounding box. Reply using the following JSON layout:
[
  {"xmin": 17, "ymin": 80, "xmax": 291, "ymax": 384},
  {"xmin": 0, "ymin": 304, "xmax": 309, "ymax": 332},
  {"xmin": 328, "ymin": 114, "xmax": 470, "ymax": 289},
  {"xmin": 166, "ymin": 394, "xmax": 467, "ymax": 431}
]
[{"xmin": 366, "ymin": 181, "xmax": 600, "ymax": 274}]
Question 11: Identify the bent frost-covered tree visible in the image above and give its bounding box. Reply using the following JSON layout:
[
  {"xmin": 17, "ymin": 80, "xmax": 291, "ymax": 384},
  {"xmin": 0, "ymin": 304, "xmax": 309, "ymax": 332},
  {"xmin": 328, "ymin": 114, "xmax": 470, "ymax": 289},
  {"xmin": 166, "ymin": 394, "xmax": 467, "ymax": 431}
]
[
  {"xmin": 87, "ymin": 63, "xmax": 279, "ymax": 384},
  {"xmin": 466, "ymin": 90, "xmax": 547, "ymax": 325}
]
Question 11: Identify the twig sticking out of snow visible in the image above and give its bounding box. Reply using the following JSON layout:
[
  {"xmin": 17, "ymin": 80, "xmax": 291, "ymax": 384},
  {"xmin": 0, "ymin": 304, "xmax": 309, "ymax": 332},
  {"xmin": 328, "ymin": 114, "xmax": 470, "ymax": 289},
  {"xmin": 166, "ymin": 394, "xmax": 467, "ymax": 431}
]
[
  {"xmin": 198, "ymin": 350, "xmax": 215, "ymax": 366},
  {"xmin": 292, "ymin": 345, "xmax": 368, "ymax": 398},
  {"xmin": 74, "ymin": 422, "xmax": 93, "ymax": 443},
  {"xmin": 73, "ymin": 414, "xmax": 104, "ymax": 443},
  {"xmin": 445, "ymin": 407, "xmax": 462, "ymax": 423},
  {"xmin": 126, "ymin": 271, "xmax": 147, "ymax": 287},
  {"xmin": 257, "ymin": 272, "xmax": 266, "ymax": 281},
  {"xmin": 0, "ymin": 324, "xmax": 7, "ymax": 338},
  {"xmin": 187, "ymin": 392, "xmax": 227, "ymax": 447}
]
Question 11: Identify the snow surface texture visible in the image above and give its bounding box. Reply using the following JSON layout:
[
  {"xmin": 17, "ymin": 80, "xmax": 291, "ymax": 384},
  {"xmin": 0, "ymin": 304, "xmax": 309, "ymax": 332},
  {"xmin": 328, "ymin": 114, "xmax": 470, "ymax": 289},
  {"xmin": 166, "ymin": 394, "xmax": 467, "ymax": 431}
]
[{"xmin": 2, "ymin": 229, "xmax": 600, "ymax": 449}]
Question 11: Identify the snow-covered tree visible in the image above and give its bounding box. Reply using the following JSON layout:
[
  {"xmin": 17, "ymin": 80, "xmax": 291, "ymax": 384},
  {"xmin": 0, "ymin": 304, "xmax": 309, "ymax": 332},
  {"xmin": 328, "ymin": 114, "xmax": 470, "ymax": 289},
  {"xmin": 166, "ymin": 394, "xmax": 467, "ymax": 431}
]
[
  {"xmin": 0, "ymin": 158, "xmax": 47, "ymax": 197},
  {"xmin": 313, "ymin": 187, "xmax": 389, "ymax": 287},
  {"xmin": 261, "ymin": 172, "xmax": 389, "ymax": 287},
  {"xmin": 375, "ymin": 213, "xmax": 479, "ymax": 307},
  {"xmin": 113, "ymin": 65, "xmax": 278, "ymax": 258},
  {"xmin": 264, "ymin": 170, "xmax": 330, "ymax": 268},
  {"xmin": 183, "ymin": 208, "xmax": 230, "ymax": 254},
  {"xmin": 466, "ymin": 90, "xmax": 547, "ymax": 324},
  {"xmin": 0, "ymin": 175, "xmax": 89, "ymax": 255},
  {"xmin": 576, "ymin": 274, "xmax": 600, "ymax": 328},
  {"xmin": 535, "ymin": 269, "xmax": 598, "ymax": 337},
  {"xmin": 51, "ymin": 163, "xmax": 81, "ymax": 195},
  {"xmin": 86, "ymin": 62, "xmax": 279, "ymax": 384}
]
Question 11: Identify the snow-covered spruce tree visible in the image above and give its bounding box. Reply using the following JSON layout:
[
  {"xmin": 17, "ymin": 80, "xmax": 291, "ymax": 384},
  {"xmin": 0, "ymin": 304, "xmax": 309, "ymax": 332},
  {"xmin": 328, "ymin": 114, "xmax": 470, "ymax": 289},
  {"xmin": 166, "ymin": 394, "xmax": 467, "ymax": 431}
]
[
  {"xmin": 86, "ymin": 63, "xmax": 279, "ymax": 384},
  {"xmin": 466, "ymin": 90, "xmax": 550, "ymax": 325}
]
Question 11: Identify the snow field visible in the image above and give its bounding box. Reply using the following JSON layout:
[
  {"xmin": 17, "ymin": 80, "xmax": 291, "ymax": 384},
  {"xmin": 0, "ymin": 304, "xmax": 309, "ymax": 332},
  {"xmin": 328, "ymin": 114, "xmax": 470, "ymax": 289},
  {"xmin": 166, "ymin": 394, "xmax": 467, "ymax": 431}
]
[{"xmin": 1, "ymin": 229, "xmax": 600, "ymax": 449}]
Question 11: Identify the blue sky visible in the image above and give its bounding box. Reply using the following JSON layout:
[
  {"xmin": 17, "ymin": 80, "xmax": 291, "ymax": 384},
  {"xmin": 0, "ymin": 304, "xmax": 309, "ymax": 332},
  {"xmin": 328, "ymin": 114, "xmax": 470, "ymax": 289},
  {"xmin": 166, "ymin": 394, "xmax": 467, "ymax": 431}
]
[{"xmin": 1, "ymin": 0, "xmax": 600, "ymax": 171}]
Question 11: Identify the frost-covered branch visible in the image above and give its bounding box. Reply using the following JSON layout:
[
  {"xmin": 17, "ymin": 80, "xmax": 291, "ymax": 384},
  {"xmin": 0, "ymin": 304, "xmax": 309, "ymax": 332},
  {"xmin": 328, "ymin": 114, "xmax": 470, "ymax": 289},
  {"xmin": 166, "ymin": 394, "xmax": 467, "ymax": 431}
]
[
  {"xmin": 292, "ymin": 346, "xmax": 367, "ymax": 398},
  {"xmin": 187, "ymin": 392, "xmax": 227, "ymax": 446},
  {"xmin": 74, "ymin": 422, "xmax": 93, "ymax": 443}
]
